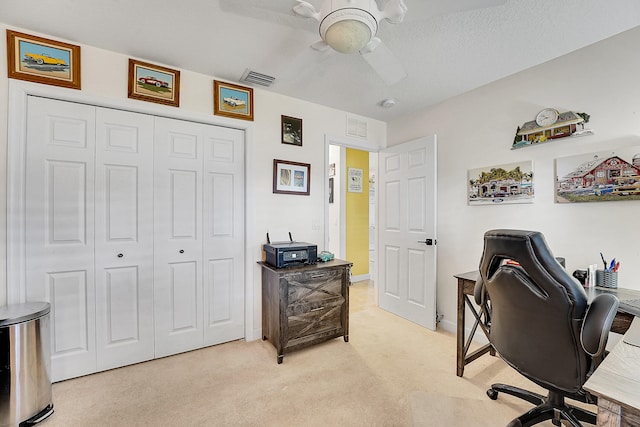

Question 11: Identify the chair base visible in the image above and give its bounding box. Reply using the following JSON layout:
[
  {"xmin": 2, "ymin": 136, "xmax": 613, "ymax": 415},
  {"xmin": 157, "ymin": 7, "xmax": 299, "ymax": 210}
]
[{"xmin": 487, "ymin": 383, "xmax": 596, "ymax": 427}]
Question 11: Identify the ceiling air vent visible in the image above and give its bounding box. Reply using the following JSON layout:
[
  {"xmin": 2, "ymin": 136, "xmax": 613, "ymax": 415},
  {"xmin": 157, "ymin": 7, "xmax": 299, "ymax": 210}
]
[
  {"xmin": 346, "ymin": 115, "xmax": 368, "ymax": 139},
  {"xmin": 240, "ymin": 69, "xmax": 276, "ymax": 87}
]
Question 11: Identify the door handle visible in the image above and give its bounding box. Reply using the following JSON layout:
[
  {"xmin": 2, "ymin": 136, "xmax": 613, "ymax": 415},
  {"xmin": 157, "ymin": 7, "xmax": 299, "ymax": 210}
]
[{"xmin": 417, "ymin": 239, "xmax": 436, "ymax": 246}]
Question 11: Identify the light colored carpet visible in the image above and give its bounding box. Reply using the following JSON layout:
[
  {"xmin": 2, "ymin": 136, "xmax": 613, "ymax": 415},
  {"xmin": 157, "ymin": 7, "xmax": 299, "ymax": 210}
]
[{"xmin": 39, "ymin": 282, "xmax": 574, "ymax": 426}]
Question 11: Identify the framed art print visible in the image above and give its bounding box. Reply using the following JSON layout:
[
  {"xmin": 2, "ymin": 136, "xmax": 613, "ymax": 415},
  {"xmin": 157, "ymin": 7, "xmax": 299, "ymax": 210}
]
[
  {"xmin": 555, "ymin": 146, "xmax": 640, "ymax": 203},
  {"xmin": 128, "ymin": 59, "xmax": 180, "ymax": 107},
  {"xmin": 468, "ymin": 161, "xmax": 534, "ymax": 205},
  {"xmin": 273, "ymin": 159, "xmax": 310, "ymax": 195},
  {"xmin": 348, "ymin": 168, "xmax": 363, "ymax": 193},
  {"xmin": 6, "ymin": 29, "xmax": 81, "ymax": 89},
  {"xmin": 214, "ymin": 80, "xmax": 254, "ymax": 121},
  {"xmin": 281, "ymin": 115, "xmax": 302, "ymax": 146}
]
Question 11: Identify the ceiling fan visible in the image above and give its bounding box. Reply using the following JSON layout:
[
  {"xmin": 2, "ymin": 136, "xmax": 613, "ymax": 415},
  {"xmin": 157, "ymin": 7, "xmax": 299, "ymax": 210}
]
[
  {"xmin": 220, "ymin": 0, "xmax": 508, "ymax": 87},
  {"xmin": 291, "ymin": 0, "xmax": 409, "ymax": 85}
]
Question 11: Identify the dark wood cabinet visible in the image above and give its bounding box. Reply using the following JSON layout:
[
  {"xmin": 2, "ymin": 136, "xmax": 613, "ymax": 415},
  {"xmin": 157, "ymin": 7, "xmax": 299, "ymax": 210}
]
[{"xmin": 259, "ymin": 259, "xmax": 352, "ymax": 363}]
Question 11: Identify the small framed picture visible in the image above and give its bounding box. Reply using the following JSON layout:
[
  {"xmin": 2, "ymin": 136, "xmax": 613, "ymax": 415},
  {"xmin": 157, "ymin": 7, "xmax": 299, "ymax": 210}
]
[
  {"xmin": 128, "ymin": 59, "xmax": 180, "ymax": 107},
  {"xmin": 281, "ymin": 115, "xmax": 302, "ymax": 146},
  {"xmin": 329, "ymin": 177, "xmax": 334, "ymax": 203},
  {"xmin": 273, "ymin": 159, "xmax": 310, "ymax": 196},
  {"xmin": 6, "ymin": 29, "xmax": 81, "ymax": 90},
  {"xmin": 214, "ymin": 80, "xmax": 254, "ymax": 121},
  {"xmin": 348, "ymin": 167, "xmax": 363, "ymax": 193}
]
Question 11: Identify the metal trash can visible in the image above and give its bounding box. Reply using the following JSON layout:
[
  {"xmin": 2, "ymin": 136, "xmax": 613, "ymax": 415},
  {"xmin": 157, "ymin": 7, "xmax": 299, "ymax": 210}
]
[{"xmin": 0, "ymin": 302, "xmax": 54, "ymax": 427}]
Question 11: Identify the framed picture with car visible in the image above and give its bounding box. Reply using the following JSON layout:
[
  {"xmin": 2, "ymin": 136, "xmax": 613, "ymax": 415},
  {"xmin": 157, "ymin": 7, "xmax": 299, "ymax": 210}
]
[
  {"xmin": 214, "ymin": 80, "xmax": 254, "ymax": 121},
  {"xmin": 128, "ymin": 59, "xmax": 180, "ymax": 107},
  {"xmin": 6, "ymin": 29, "xmax": 81, "ymax": 89}
]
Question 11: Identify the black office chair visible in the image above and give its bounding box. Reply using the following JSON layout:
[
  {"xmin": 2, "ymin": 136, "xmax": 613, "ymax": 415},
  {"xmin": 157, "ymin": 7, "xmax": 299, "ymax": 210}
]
[{"xmin": 475, "ymin": 229, "xmax": 619, "ymax": 427}]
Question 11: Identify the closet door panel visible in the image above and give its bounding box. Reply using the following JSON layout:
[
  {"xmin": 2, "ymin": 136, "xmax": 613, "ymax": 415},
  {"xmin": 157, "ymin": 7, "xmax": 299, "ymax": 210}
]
[
  {"xmin": 95, "ymin": 108, "xmax": 155, "ymax": 371},
  {"xmin": 203, "ymin": 128, "xmax": 245, "ymax": 345},
  {"xmin": 154, "ymin": 117, "xmax": 204, "ymax": 357},
  {"xmin": 25, "ymin": 96, "xmax": 97, "ymax": 381}
]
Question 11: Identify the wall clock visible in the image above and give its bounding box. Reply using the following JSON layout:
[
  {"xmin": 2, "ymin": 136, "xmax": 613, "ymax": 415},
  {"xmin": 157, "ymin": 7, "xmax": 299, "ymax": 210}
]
[{"xmin": 535, "ymin": 108, "xmax": 560, "ymax": 127}]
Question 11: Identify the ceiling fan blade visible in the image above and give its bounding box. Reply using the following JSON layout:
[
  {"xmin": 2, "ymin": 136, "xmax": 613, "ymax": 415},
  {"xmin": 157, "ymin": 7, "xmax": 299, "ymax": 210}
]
[
  {"xmin": 219, "ymin": 0, "xmax": 294, "ymax": 17},
  {"xmin": 311, "ymin": 40, "xmax": 331, "ymax": 52},
  {"xmin": 219, "ymin": 0, "xmax": 317, "ymax": 32},
  {"xmin": 275, "ymin": 41, "xmax": 333, "ymax": 83},
  {"xmin": 360, "ymin": 38, "xmax": 407, "ymax": 85},
  {"xmin": 293, "ymin": 0, "xmax": 321, "ymax": 21},
  {"xmin": 378, "ymin": 0, "xmax": 408, "ymax": 24},
  {"xmin": 402, "ymin": 0, "xmax": 507, "ymax": 22}
]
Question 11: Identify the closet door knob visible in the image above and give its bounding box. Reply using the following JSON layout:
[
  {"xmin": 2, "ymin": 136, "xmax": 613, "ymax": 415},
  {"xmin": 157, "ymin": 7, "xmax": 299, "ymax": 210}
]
[
  {"xmin": 117, "ymin": 253, "xmax": 124, "ymax": 258},
  {"xmin": 179, "ymin": 249, "xmax": 185, "ymax": 254}
]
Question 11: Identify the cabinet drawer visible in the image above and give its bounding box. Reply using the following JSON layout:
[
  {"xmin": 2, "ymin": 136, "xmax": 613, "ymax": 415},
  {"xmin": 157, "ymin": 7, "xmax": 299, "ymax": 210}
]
[
  {"xmin": 287, "ymin": 298, "xmax": 344, "ymax": 340},
  {"xmin": 287, "ymin": 296, "xmax": 344, "ymax": 317},
  {"xmin": 286, "ymin": 269, "xmax": 344, "ymax": 305}
]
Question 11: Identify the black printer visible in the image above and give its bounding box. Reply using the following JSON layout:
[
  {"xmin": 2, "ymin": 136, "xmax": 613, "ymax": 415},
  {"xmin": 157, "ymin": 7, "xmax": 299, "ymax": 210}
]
[{"xmin": 263, "ymin": 233, "xmax": 317, "ymax": 268}]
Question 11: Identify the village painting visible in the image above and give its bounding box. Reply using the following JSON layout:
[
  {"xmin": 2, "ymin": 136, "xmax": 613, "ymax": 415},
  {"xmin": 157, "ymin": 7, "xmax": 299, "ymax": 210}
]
[
  {"xmin": 512, "ymin": 111, "xmax": 593, "ymax": 150},
  {"xmin": 555, "ymin": 147, "xmax": 640, "ymax": 203},
  {"xmin": 468, "ymin": 161, "xmax": 534, "ymax": 205}
]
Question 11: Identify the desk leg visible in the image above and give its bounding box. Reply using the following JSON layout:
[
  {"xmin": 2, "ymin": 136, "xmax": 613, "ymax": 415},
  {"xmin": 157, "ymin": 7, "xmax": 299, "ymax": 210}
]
[{"xmin": 456, "ymin": 278, "xmax": 466, "ymax": 377}]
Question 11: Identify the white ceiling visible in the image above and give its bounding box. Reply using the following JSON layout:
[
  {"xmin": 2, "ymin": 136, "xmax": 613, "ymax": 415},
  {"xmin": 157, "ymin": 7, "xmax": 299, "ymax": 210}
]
[{"xmin": 2, "ymin": 0, "xmax": 640, "ymax": 122}]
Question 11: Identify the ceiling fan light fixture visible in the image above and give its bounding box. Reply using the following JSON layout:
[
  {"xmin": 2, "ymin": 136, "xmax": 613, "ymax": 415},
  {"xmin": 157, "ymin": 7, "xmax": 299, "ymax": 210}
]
[
  {"xmin": 320, "ymin": 8, "xmax": 377, "ymax": 54},
  {"xmin": 325, "ymin": 20, "xmax": 370, "ymax": 53}
]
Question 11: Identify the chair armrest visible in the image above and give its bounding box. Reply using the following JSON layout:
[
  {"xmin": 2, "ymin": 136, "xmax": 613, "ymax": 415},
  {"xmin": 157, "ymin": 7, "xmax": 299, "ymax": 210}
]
[
  {"xmin": 474, "ymin": 276, "xmax": 485, "ymax": 305},
  {"xmin": 580, "ymin": 293, "xmax": 619, "ymax": 357}
]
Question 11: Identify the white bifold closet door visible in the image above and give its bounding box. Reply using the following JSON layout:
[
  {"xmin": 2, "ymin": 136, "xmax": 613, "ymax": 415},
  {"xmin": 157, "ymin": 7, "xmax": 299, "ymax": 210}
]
[
  {"xmin": 154, "ymin": 117, "xmax": 245, "ymax": 357},
  {"xmin": 25, "ymin": 97, "xmax": 155, "ymax": 381},
  {"xmin": 23, "ymin": 97, "xmax": 245, "ymax": 381},
  {"xmin": 94, "ymin": 108, "xmax": 155, "ymax": 371}
]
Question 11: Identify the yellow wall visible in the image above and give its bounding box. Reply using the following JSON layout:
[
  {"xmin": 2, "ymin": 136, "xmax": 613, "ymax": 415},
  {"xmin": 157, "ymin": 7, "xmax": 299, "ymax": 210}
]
[{"xmin": 345, "ymin": 149, "xmax": 369, "ymax": 276}]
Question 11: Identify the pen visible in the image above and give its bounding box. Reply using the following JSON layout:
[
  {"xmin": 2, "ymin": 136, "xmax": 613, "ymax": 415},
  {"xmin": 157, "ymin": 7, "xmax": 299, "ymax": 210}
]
[{"xmin": 600, "ymin": 252, "xmax": 607, "ymax": 270}]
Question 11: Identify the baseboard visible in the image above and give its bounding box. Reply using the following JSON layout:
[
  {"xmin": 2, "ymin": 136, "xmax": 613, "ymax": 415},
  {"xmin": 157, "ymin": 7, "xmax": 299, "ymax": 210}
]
[
  {"xmin": 351, "ymin": 274, "xmax": 370, "ymax": 283},
  {"xmin": 248, "ymin": 327, "xmax": 262, "ymax": 342}
]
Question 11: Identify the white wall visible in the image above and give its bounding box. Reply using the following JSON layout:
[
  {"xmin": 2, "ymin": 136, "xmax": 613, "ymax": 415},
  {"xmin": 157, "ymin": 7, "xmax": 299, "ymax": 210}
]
[
  {"xmin": 388, "ymin": 26, "xmax": 640, "ymax": 334},
  {"xmin": 0, "ymin": 23, "xmax": 387, "ymax": 340}
]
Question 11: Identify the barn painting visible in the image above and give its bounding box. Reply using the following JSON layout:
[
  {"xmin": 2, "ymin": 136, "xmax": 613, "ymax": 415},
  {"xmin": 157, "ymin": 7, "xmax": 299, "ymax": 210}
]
[{"xmin": 555, "ymin": 147, "xmax": 640, "ymax": 203}]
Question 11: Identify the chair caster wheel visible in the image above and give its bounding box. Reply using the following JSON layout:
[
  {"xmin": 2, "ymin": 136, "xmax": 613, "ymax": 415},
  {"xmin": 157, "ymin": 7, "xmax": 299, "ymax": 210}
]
[{"xmin": 487, "ymin": 388, "xmax": 498, "ymax": 400}]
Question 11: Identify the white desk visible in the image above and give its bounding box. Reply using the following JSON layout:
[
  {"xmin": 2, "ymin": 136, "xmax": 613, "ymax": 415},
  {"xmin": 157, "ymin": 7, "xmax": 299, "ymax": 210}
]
[{"xmin": 584, "ymin": 317, "xmax": 640, "ymax": 426}]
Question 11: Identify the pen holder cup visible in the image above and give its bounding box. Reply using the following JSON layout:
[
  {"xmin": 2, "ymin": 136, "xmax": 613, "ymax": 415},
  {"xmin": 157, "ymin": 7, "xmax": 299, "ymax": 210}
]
[{"xmin": 595, "ymin": 270, "xmax": 618, "ymax": 288}]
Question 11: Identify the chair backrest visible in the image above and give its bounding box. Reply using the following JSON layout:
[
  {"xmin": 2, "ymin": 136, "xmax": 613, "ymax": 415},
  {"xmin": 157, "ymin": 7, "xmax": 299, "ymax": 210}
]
[{"xmin": 479, "ymin": 229, "xmax": 589, "ymax": 394}]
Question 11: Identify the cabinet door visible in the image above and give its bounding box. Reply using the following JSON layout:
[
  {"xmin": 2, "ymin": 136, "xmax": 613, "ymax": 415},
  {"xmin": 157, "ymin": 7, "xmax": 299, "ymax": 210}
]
[
  {"xmin": 154, "ymin": 117, "xmax": 204, "ymax": 357},
  {"xmin": 25, "ymin": 97, "xmax": 97, "ymax": 381},
  {"xmin": 95, "ymin": 107, "xmax": 155, "ymax": 370},
  {"xmin": 202, "ymin": 126, "xmax": 245, "ymax": 346}
]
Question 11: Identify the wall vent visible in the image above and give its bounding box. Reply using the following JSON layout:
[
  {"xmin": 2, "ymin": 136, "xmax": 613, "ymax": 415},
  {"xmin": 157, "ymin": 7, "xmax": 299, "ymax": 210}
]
[
  {"xmin": 240, "ymin": 69, "xmax": 276, "ymax": 87},
  {"xmin": 346, "ymin": 115, "xmax": 368, "ymax": 139}
]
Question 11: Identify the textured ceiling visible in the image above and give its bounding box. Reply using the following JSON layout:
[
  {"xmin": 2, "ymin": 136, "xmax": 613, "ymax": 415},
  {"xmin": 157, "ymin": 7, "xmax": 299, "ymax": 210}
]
[{"xmin": 1, "ymin": 0, "xmax": 640, "ymax": 122}]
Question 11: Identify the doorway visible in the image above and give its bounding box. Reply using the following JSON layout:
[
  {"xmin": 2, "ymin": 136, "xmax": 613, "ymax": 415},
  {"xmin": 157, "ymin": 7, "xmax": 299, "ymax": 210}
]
[
  {"xmin": 324, "ymin": 135, "xmax": 438, "ymax": 330},
  {"xmin": 327, "ymin": 145, "xmax": 377, "ymax": 283}
]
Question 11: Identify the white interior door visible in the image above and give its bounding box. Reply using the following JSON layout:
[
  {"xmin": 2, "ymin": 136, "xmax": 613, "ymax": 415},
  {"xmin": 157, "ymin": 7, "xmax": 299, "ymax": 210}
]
[
  {"xmin": 378, "ymin": 136, "xmax": 437, "ymax": 330},
  {"xmin": 154, "ymin": 117, "xmax": 204, "ymax": 357},
  {"xmin": 94, "ymin": 107, "xmax": 155, "ymax": 370},
  {"xmin": 25, "ymin": 96, "xmax": 97, "ymax": 381},
  {"xmin": 202, "ymin": 126, "xmax": 245, "ymax": 346}
]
